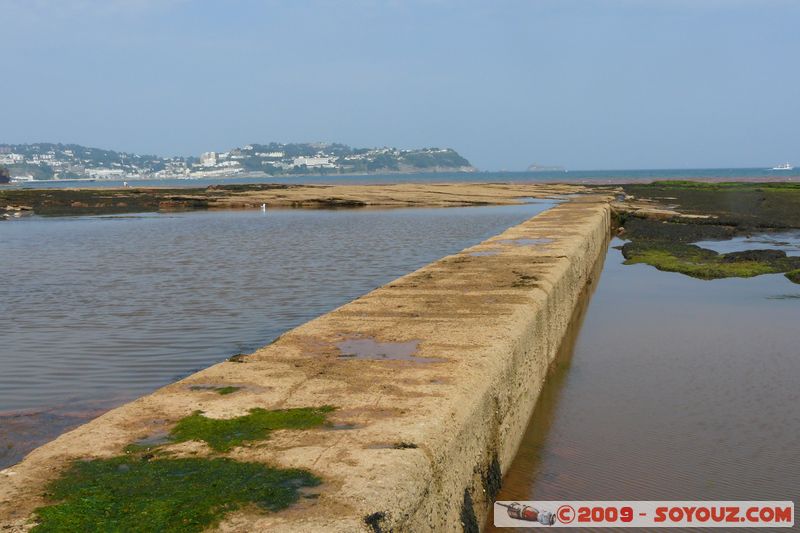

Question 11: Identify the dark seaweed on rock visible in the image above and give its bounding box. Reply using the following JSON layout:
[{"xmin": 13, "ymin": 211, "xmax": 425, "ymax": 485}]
[
  {"xmin": 614, "ymin": 182, "xmax": 800, "ymax": 283},
  {"xmin": 621, "ymin": 241, "xmax": 800, "ymax": 282},
  {"xmin": 622, "ymin": 181, "xmax": 800, "ymax": 230},
  {"xmin": 621, "ymin": 217, "xmax": 736, "ymax": 242}
]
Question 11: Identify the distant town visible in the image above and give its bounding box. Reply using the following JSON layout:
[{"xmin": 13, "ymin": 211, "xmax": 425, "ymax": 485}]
[{"xmin": 0, "ymin": 142, "xmax": 475, "ymax": 183}]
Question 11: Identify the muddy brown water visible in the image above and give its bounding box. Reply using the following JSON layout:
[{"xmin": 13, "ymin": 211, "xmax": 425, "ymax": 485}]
[
  {"xmin": 487, "ymin": 238, "xmax": 800, "ymax": 531},
  {"xmin": 0, "ymin": 202, "xmax": 555, "ymax": 469}
]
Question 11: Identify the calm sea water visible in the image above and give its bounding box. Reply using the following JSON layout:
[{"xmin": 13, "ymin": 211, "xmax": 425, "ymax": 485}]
[
  {"xmin": 0, "ymin": 202, "xmax": 553, "ymax": 468},
  {"xmin": 694, "ymin": 231, "xmax": 800, "ymax": 257},
  {"xmin": 4, "ymin": 167, "xmax": 800, "ymax": 189},
  {"xmin": 488, "ymin": 239, "xmax": 800, "ymax": 531}
]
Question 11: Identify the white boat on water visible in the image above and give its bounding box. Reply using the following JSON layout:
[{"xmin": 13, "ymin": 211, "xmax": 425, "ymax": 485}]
[{"xmin": 771, "ymin": 162, "xmax": 794, "ymax": 170}]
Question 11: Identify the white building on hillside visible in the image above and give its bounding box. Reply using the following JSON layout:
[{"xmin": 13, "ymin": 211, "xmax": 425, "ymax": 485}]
[
  {"xmin": 85, "ymin": 168, "xmax": 126, "ymax": 179},
  {"xmin": 200, "ymin": 152, "xmax": 217, "ymax": 167},
  {"xmin": 0, "ymin": 153, "xmax": 23, "ymax": 165},
  {"xmin": 293, "ymin": 156, "xmax": 336, "ymax": 168}
]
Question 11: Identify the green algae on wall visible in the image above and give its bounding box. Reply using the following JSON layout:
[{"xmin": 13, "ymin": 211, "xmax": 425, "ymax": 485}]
[
  {"xmin": 32, "ymin": 457, "xmax": 320, "ymax": 533},
  {"xmin": 214, "ymin": 386, "xmax": 241, "ymax": 395},
  {"xmin": 188, "ymin": 385, "xmax": 242, "ymax": 395},
  {"xmin": 33, "ymin": 405, "xmax": 336, "ymax": 531},
  {"xmin": 171, "ymin": 406, "xmax": 334, "ymax": 452}
]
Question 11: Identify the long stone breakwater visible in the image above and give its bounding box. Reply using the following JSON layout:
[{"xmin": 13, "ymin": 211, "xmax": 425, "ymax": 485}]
[{"xmin": 0, "ymin": 195, "xmax": 612, "ymax": 532}]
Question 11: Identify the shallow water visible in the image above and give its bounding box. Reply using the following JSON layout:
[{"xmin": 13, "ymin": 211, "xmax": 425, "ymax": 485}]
[
  {"xmin": 0, "ymin": 202, "xmax": 553, "ymax": 468},
  {"xmin": 335, "ymin": 337, "xmax": 445, "ymax": 363},
  {"xmin": 489, "ymin": 239, "xmax": 800, "ymax": 531},
  {"xmin": 694, "ymin": 231, "xmax": 800, "ymax": 256}
]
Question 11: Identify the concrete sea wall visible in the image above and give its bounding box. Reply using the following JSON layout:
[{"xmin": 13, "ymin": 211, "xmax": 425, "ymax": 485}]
[{"xmin": 0, "ymin": 196, "xmax": 611, "ymax": 532}]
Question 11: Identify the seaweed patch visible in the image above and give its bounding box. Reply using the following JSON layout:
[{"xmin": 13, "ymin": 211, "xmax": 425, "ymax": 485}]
[
  {"xmin": 170, "ymin": 406, "xmax": 334, "ymax": 452},
  {"xmin": 32, "ymin": 457, "xmax": 319, "ymax": 532}
]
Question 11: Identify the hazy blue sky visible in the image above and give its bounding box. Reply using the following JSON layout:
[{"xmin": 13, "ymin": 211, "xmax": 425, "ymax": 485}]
[{"xmin": 3, "ymin": 0, "xmax": 799, "ymax": 170}]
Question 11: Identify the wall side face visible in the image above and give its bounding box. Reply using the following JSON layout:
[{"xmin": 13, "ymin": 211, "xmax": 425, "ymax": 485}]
[
  {"xmin": 0, "ymin": 197, "xmax": 611, "ymax": 532},
  {"xmin": 406, "ymin": 198, "xmax": 611, "ymax": 532}
]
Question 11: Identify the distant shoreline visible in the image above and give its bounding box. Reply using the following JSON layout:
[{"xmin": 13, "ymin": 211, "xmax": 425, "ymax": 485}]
[
  {"xmin": 0, "ymin": 142, "xmax": 476, "ymax": 182},
  {"xmin": 4, "ymin": 166, "xmax": 479, "ymax": 185},
  {"xmin": 2, "ymin": 166, "xmax": 797, "ymax": 189}
]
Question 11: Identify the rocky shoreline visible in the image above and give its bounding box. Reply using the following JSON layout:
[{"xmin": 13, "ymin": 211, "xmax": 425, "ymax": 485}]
[
  {"xmin": 611, "ymin": 181, "xmax": 800, "ymax": 284},
  {"xmin": 0, "ymin": 182, "xmax": 591, "ymax": 218}
]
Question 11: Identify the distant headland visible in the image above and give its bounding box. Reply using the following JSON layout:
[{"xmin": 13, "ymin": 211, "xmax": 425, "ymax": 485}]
[{"xmin": 0, "ymin": 142, "xmax": 476, "ymax": 182}]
